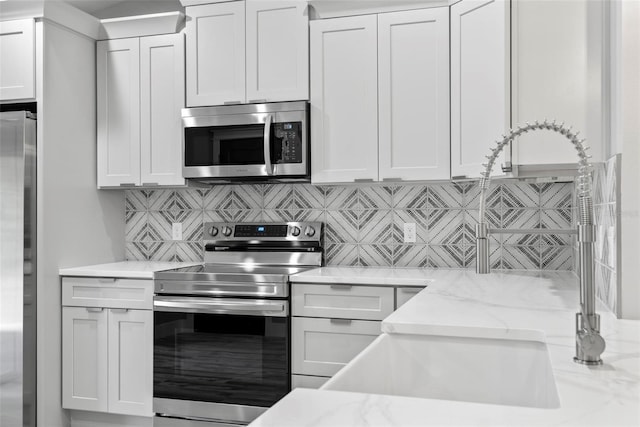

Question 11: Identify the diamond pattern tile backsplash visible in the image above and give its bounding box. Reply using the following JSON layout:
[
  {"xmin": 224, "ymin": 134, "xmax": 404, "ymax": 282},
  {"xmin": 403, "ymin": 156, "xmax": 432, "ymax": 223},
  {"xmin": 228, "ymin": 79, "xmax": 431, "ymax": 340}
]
[
  {"xmin": 579, "ymin": 155, "xmax": 620, "ymax": 316},
  {"xmin": 125, "ymin": 181, "xmax": 575, "ymax": 271}
]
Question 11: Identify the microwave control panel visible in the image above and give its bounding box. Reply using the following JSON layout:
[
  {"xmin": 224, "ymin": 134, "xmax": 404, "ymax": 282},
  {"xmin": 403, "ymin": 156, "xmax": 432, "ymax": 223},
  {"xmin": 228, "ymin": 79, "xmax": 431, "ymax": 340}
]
[{"xmin": 273, "ymin": 122, "xmax": 302, "ymax": 163}]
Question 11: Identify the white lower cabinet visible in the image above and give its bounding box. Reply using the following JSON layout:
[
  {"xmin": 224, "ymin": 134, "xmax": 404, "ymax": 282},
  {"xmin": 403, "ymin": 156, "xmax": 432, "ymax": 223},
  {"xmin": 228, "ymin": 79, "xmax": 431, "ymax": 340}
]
[
  {"xmin": 291, "ymin": 283, "xmax": 406, "ymax": 388},
  {"xmin": 62, "ymin": 278, "xmax": 153, "ymax": 417},
  {"xmin": 292, "ymin": 317, "xmax": 382, "ymax": 377}
]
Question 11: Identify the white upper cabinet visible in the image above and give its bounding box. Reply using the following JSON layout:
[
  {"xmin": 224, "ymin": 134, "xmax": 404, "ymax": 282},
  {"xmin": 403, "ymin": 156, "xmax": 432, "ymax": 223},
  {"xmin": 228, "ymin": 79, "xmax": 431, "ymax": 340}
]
[
  {"xmin": 97, "ymin": 38, "xmax": 141, "ymax": 187},
  {"xmin": 0, "ymin": 19, "xmax": 35, "ymax": 101},
  {"xmin": 97, "ymin": 33, "xmax": 185, "ymax": 188},
  {"xmin": 311, "ymin": 8, "xmax": 449, "ymax": 184},
  {"xmin": 246, "ymin": 1, "xmax": 309, "ymax": 103},
  {"xmin": 310, "ymin": 15, "xmax": 379, "ymax": 183},
  {"xmin": 450, "ymin": 0, "xmax": 510, "ymax": 179},
  {"xmin": 186, "ymin": 2, "xmax": 245, "ymax": 106},
  {"xmin": 511, "ymin": 0, "xmax": 605, "ymax": 166},
  {"xmin": 186, "ymin": 0, "xmax": 309, "ymax": 107},
  {"xmin": 378, "ymin": 8, "xmax": 450, "ymax": 181},
  {"xmin": 140, "ymin": 34, "xmax": 186, "ymax": 186}
]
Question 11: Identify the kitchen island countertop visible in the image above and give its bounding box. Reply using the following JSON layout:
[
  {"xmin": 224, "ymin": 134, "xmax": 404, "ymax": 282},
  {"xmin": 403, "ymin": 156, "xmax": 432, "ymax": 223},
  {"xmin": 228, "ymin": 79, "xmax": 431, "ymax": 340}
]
[{"xmin": 252, "ymin": 267, "xmax": 640, "ymax": 426}]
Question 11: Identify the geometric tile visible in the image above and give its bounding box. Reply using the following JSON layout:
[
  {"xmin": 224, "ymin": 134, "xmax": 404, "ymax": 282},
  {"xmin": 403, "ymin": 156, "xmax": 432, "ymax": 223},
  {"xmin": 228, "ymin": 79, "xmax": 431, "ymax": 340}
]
[
  {"xmin": 358, "ymin": 244, "xmax": 393, "ymax": 267},
  {"xmin": 204, "ymin": 209, "xmax": 261, "ymax": 223},
  {"xmin": 427, "ymin": 183, "xmax": 463, "ymax": 208},
  {"xmin": 125, "ymin": 211, "xmax": 147, "ymax": 241},
  {"xmin": 324, "ymin": 186, "xmax": 359, "ymax": 210},
  {"xmin": 295, "ymin": 184, "xmax": 325, "ymax": 209},
  {"xmin": 502, "ymin": 183, "xmax": 539, "ymax": 209},
  {"xmin": 325, "ymin": 210, "xmax": 358, "ymax": 243},
  {"xmin": 359, "ymin": 185, "xmax": 393, "ymax": 210},
  {"xmin": 502, "ymin": 245, "xmax": 539, "ymax": 270},
  {"xmin": 393, "ymin": 244, "xmax": 427, "ymax": 268},
  {"xmin": 540, "ymin": 182, "xmax": 573, "ymax": 209},
  {"xmin": 325, "ymin": 243, "xmax": 358, "ymax": 266},
  {"xmin": 126, "ymin": 190, "xmax": 147, "ymax": 211},
  {"xmin": 392, "ymin": 185, "xmax": 429, "ymax": 209},
  {"xmin": 540, "ymin": 246, "xmax": 572, "ymax": 270},
  {"xmin": 175, "ymin": 241, "xmax": 204, "ymax": 262},
  {"xmin": 358, "ymin": 210, "xmax": 393, "ymax": 244},
  {"xmin": 264, "ymin": 184, "xmax": 294, "ymax": 209},
  {"xmin": 428, "ymin": 209, "xmax": 464, "ymax": 245},
  {"xmin": 427, "ymin": 245, "xmax": 465, "ymax": 268}
]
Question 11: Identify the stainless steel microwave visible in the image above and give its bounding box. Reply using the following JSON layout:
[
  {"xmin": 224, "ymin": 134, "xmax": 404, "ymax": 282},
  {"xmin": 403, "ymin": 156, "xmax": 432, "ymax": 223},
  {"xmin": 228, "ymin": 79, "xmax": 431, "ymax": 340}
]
[{"xmin": 182, "ymin": 101, "xmax": 309, "ymax": 183}]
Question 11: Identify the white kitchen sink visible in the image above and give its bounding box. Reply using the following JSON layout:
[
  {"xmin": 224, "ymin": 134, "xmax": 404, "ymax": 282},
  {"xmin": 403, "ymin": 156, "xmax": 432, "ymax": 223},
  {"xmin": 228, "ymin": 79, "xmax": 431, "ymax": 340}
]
[{"xmin": 322, "ymin": 333, "xmax": 560, "ymax": 409}]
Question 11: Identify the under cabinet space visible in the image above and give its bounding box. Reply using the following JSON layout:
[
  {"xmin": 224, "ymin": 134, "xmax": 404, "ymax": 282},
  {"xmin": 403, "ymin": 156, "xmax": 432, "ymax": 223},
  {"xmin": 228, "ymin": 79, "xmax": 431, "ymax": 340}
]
[
  {"xmin": 292, "ymin": 284, "xmax": 395, "ymax": 320},
  {"xmin": 396, "ymin": 287, "xmax": 426, "ymax": 309}
]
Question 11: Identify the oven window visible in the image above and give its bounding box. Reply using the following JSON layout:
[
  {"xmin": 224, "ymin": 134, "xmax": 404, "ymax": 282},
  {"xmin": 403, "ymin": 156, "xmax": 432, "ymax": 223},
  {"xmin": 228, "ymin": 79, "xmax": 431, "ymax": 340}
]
[
  {"xmin": 184, "ymin": 125, "xmax": 265, "ymax": 167},
  {"xmin": 154, "ymin": 312, "xmax": 289, "ymax": 407}
]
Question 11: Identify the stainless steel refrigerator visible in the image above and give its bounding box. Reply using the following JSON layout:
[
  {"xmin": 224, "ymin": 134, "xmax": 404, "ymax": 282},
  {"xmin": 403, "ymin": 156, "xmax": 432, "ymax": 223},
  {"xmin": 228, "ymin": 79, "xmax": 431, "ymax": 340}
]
[{"xmin": 0, "ymin": 111, "xmax": 37, "ymax": 427}]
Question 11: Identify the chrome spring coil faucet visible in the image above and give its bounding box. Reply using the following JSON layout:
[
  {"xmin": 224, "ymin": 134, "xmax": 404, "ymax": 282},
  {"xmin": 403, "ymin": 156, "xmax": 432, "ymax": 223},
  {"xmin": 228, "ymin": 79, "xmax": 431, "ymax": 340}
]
[{"xmin": 475, "ymin": 120, "xmax": 605, "ymax": 365}]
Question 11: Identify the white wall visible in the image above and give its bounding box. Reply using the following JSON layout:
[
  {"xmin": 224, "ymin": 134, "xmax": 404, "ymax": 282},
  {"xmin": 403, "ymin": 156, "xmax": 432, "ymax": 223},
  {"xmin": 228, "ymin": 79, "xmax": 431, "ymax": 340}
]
[
  {"xmin": 611, "ymin": 0, "xmax": 640, "ymax": 319},
  {"xmin": 36, "ymin": 20, "xmax": 125, "ymax": 427}
]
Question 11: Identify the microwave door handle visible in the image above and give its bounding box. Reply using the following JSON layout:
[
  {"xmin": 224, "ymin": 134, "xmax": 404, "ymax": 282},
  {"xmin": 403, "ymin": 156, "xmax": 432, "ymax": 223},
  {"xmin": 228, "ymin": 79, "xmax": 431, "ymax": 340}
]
[{"xmin": 264, "ymin": 113, "xmax": 274, "ymax": 176}]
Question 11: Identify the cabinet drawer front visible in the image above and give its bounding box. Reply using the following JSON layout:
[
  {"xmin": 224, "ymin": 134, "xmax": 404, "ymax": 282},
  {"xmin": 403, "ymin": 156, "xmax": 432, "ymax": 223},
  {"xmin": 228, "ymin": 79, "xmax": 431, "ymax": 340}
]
[
  {"xmin": 292, "ymin": 284, "xmax": 394, "ymax": 320},
  {"xmin": 292, "ymin": 317, "xmax": 381, "ymax": 377},
  {"xmin": 291, "ymin": 374, "xmax": 329, "ymax": 390},
  {"xmin": 62, "ymin": 278, "xmax": 153, "ymax": 309}
]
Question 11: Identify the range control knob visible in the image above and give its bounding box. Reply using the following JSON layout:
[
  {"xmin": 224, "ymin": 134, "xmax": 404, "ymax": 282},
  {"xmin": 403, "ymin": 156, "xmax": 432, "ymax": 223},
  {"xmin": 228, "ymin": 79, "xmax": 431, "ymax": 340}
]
[
  {"xmin": 290, "ymin": 226, "xmax": 301, "ymax": 237},
  {"xmin": 304, "ymin": 226, "xmax": 316, "ymax": 237},
  {"xmin": 208, "ymin": 226, "xmax": 219, "ymax": 237},
  {"xmin": 221, "ymin": 226, "xmax": 233, "ymax": 237}
]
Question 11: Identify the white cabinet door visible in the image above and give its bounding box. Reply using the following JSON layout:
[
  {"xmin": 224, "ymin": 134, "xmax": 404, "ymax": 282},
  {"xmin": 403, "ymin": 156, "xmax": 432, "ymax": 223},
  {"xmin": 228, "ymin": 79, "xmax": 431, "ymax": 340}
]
[
  {"xmin": 310, "ymin": 15, "xmax": 379, "ymax": 183},
  {"xmin": 186, "ymin": 2, "xmax": 245, "ymax": 107},
  {"xmin": 108, "ymin": 309, "xmax": 153, "ymax": 416},
  {"xmin": 511, "ymin": 0, "xmax": 604, "ymax": 166},
  {"xmin": 0, "ymin": 19, "xmax": 35, "ymax": 100},
  {"xmin": 450, "ymin": 0, "xmax": 510, "ymax": 179},
  {"xmin": 246, "ymin": 1, "xmax": 309, "ymax": 103},
  {"xmin": 378, "ymin": 8, "xmax": 450, "ymax": 181},
  {"xmin": 140, "ymin": 34, "xmax": 185, "ymax": 186},
  {"xmin": 62, "ymin": 307, "xmax": 108, "ymax": 412},
  {"xmin": 292, "ymin": 317, "xmax": 381, "ymax": 377},
  {"xmin": 97, "ymin": 38, "xmax": 141, "ymax": 187}
]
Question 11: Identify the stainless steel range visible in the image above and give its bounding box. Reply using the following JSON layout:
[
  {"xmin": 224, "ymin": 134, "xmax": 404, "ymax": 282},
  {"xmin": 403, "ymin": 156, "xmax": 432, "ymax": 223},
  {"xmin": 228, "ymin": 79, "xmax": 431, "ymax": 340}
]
[{"xmin": 153, "ymin": 221, "xmax": 323, "ymax": 427}]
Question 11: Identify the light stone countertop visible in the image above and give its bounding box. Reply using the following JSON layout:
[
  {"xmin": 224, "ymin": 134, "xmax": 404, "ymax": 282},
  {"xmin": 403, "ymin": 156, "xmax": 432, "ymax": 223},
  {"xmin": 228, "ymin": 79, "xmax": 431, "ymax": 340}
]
[
  {"xmin": 252, "ymin": 268, "xmax": 640, "ymax": 427},
  {"xmin": 290, "ymin": 266, "xmax": 435, "ymax": 287},
  {"xmin": 58, "ymin": 260, "xmax": 201, "ymax": 279}
]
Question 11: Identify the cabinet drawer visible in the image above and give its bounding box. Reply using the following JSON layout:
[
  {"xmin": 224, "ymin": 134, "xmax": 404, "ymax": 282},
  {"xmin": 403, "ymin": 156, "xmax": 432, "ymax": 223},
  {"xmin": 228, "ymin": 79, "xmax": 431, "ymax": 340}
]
[
  {"xmin": 62, "ymin": 277, "xmax": 153, "ymax": 309},
  {"xmin": 395, "ymin": 286, "xmax": 425, "ymax": 309},
  {"xmin": 291, "ymin": 374, "xmax": 329, "ymax": 390},
  {"xmin": 292, "ymin": 284, "xmax": 394, "ymax": 320},
  {"xmin": 292, "ymin": 317, "xmax": 381, "ymax": 377}
]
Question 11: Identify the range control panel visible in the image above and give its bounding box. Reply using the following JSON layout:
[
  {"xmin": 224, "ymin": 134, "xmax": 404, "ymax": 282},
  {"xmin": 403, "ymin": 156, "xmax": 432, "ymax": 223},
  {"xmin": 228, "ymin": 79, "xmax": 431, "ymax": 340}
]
[{"xmin": 204, "ymin": 222, "xmax": 323, "ymax": 241}]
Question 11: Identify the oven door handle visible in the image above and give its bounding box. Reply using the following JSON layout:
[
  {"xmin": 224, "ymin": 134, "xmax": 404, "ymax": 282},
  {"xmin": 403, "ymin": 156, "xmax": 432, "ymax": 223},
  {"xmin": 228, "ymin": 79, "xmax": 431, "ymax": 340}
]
[
  {"xmin": 153, "ymin": 297, "xmax": 288, "ymax": 317},
  {"xmin": 263, "ymin": 113, "xmax": 273, "ymax": 176}
]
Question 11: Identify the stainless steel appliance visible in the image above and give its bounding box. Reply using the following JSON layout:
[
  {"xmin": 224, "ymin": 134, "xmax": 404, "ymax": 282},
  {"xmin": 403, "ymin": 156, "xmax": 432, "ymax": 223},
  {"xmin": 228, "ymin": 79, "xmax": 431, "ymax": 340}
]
[
  {"xmin": 182, "ymin": 102, "xmax": 309, "ymax": 183},
  {"xmin": 0, "ymin": 110, "xmax": 37, "ymax": 427},
  {"xmin": 153, "ymin": 221, "xmax": 323, "ymax": 427}
]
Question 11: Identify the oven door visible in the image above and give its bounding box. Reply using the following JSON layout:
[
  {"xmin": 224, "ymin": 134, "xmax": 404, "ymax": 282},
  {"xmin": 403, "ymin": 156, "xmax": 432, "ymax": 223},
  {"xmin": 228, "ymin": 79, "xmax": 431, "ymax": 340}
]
[{"xmin": 153, "ymin": 297, "xmax": 290, "ymax": 425}]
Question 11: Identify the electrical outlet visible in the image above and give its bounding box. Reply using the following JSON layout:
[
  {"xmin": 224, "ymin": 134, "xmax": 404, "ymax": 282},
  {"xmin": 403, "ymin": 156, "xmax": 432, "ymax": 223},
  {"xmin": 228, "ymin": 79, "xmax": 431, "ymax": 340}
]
[
  {"xmin": 172, "ymin": 223, "xmax": 183, "ymax": 241},
  {"xmin": 403, "ymin": 223, "xmax": 416, "ymax": 243}
]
